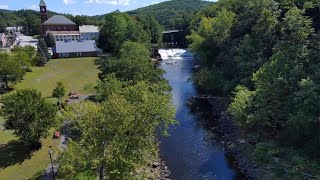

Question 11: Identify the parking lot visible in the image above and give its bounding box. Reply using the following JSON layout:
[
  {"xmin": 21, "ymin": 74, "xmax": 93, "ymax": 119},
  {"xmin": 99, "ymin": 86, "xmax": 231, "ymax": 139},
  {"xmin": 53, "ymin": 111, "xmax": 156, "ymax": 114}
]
[{"xmin": 16, "ymin": 33, "xmax": 38, "ymax": 48}]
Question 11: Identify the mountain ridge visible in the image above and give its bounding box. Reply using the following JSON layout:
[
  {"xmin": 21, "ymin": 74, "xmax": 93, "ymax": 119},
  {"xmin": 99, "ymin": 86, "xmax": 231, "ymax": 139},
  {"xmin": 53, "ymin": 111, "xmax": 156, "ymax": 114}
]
[{"xmin": 129, "ymin": 0, "xmax": 214, "ymax": 29}]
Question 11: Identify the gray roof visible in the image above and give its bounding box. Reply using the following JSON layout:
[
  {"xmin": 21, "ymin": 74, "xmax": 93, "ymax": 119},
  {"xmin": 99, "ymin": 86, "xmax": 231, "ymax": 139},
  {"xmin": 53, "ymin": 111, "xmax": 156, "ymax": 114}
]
[
  {"xmin": 42, "ymin": 15, "xmax": 76, "ymax": 25},
  {"xmin": 39, "ymin": 0, "xmax": 46, "ymax": 6},
  {"xmin": 79, "ymin": 25, "xmax": 100, "ymax": 33},
  {"xmin": 55, "ymin": 40, "xmax": 102, "ymax": 53}
]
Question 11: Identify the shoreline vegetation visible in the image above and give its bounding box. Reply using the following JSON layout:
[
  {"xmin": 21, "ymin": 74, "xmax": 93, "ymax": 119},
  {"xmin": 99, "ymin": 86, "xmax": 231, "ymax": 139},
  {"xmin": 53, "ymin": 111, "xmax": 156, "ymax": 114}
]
[
  {"xmin": 56, "ymin": 41, "xmax": 176, "ymax": 179},
  {"xmin": 188, "ymin": 0, "xmax": 320, "ymax": 179},
  {"xmin": 0, "ymin": 57, "xmax": 99, "ymax": 179}
]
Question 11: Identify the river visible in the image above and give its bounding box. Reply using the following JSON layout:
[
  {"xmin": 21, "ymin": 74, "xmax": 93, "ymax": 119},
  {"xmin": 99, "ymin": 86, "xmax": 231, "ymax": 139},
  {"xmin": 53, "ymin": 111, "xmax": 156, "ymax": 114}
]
[{"xmin": 158, "ymin": 49, "xmax": 242, "ymax": 180}]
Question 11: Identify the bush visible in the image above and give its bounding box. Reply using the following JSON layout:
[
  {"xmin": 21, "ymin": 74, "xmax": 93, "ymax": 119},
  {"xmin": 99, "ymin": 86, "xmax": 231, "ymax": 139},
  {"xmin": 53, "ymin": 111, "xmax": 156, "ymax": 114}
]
[{"xmin": 228, "ymin": 85, "xmax": 255, "ymax": 129}]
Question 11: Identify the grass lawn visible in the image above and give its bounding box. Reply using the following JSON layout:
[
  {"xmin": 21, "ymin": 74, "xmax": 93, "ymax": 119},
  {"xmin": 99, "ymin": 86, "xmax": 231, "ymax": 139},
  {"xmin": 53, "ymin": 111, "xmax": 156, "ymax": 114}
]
[
  {"xmin": 0, "ymin": 129, "xmax": 59, "ymax": 180},
  {"xmin": 0, "ymin": 117, "xmax": 18, "ymax": 145},
  {"xmin": 0, "ymin": 57, "xmax": 100, "ymax": 179},
  {"xmin": 15, "ymin": 57, "xmax": 100, "ymax": 97},
  {"xmin": 1, "ymin": 117, "xmax": 58, "ymax": 179}
]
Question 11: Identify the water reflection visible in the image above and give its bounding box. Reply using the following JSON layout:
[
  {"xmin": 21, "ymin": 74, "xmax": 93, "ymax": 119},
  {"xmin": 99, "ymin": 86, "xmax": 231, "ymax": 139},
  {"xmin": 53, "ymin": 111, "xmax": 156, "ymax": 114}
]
[{"xmin": 158, "ymin": 51, "xmax": 241, "ymax": 180}]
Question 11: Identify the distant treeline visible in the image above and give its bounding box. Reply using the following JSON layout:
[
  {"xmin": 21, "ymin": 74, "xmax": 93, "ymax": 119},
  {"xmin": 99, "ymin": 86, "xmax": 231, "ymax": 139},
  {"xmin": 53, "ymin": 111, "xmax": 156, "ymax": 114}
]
[
  {"xmin": 1, "ymin": 0, "xmax": 212, "ymax": 36},
  {"xmin": 0, "ymin": 9, "xmax": 103, "ymax": 35}
]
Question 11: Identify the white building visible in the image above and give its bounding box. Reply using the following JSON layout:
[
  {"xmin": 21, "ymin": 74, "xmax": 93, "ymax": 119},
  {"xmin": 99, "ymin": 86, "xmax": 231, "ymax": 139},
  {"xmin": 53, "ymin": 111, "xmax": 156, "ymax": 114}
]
[
  {"xmin": 47, "ymin": 31, "xmax": 80, "ymax": 42},
  {"xmin": 6, "ymin": 26, "xmax": 23, "ymax": 32},
  {"xmin": 79, "ymin": 25, "xmax": 100, "ymax": 40}
]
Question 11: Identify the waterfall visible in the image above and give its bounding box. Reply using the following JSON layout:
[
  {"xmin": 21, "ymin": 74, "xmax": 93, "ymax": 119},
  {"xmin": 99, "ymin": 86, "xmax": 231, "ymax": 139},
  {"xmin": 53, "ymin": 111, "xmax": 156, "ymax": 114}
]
[{"xmin": 158, "ymin": 49, "xmax": 193, "ymax": 60}]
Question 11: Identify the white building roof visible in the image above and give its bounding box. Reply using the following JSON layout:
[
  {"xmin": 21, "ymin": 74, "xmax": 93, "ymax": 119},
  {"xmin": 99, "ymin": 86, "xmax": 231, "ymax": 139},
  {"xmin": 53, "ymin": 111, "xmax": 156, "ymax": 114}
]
[
  {"xmin": 47, "ymin": 31, "xmax": 80, "ymax": 36},
  {"xmin": 79, "ymin": 25, "xmax": 99, "ymax": 33},
  {"xmin": 55, "ymin": 40, "xmax": 102, "ymax": 53}
]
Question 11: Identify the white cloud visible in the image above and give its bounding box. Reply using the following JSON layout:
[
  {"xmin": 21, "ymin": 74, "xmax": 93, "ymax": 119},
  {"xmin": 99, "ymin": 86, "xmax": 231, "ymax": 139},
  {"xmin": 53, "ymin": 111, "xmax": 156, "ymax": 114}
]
[
  {"xmin": 0, "ymin": 5, "xmax": 9, "ymax": 9},
  {"xmin": 28, "ymin": 4, "xmax": 37, "ymax": 10},
  {"xmin": 85, "ymin": 0, "xmax": 131, "ymax": 6},
  {"xmin": 63, "ymin": 0, "xmax": 77, "ymax": 5}
]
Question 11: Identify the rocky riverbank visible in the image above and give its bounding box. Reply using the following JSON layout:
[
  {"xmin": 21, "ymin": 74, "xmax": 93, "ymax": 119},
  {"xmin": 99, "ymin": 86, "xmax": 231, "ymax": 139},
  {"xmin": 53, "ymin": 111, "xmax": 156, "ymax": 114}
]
[
  {"xmin": 148, "ymin": 157, "xmax": 171, "ymax": 180},
  {"xmin": 206, "ymin": 97, "xmax": 262, "ymax": 179}
]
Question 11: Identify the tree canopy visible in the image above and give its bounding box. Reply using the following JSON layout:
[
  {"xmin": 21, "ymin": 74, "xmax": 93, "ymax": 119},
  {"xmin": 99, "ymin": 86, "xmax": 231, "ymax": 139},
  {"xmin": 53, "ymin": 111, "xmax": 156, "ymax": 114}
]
[
  {"xmin": 0, "ymin": 52, "xmax": 26, "ymax": 89},
  {"xmin": 129, "ymin": 0, "xmax": 213, "ymax": 30},
  {"xmin": 189, "ymin": 0, "xmax": 320, "ymax": 178},
  {"xmin": 0, "ymin": 89, "xmax": 57, "ymax": 145},
  {"xmin": 99, "ymin": 12, "xmax": 159, "ymax": 52},
  {"xmin": 52, "ymin": 82, "xmax": 66, "ymax": 103},
  {"xmin": 58, "ymin": 41, "xmax": 176, "ymax": 179}
]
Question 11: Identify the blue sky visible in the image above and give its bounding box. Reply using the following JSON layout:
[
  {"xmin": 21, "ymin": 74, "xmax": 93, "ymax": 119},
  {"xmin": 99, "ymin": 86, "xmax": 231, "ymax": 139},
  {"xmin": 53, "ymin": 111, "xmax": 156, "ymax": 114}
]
[{"xmin": 0, "ymin": 0, "xmax": 214, "ymax": 16}]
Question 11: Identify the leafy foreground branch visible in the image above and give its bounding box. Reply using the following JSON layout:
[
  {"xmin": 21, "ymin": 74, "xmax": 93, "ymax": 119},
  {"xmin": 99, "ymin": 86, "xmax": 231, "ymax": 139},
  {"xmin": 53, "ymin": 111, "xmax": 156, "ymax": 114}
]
[{"xmin": 58, "ymin": 41, "xmax": 176, "ymax": 179}]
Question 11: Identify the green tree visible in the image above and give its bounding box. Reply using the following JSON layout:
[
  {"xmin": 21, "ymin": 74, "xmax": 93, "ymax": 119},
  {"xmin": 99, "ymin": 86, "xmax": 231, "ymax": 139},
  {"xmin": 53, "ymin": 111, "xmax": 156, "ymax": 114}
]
[
  {"xmin": 38, "ymin": 38, "xmax": 51, "ymax": 60},
  {"xmin": 23, "ymin": 14, "xmax": 41, "ymax": 35},
  {"xmin": 99, "ymin": 41, "xmax": 163, "ymax": 83},
  {"xmin": 0, "ymin": 89, "xmax": 57, "ymax": 145},
  {"xmin": 99, "ymin": 12, "xmax": 150, "ymax": 52},
  {"xmin": 44, "ymin": 33, "xmax": 56, "ymax": 48},
  {"xmin": 59, "ymin": 81, "xmax": 176, "ymax": 179},
  {"xmin": 36, "ymin": 50, "xmax": 48, "ymax": 67},
  {"xmin": 11, "ymin": 45, "xmax": 37, "ymax": 65},
  {"xmin": 52, "ymin": 82, "xmax": 66, "ymax": 104},
  {"xmin": 0, "ymin": 21, "xmax": 6, "ymax": 32},
  {"xmin": 134, "ymin": 14, "xmax": 163, "ymax": 44},
  {"xmin": 0, "ymin": 52, "xmax": 26, "ymax": 89}
]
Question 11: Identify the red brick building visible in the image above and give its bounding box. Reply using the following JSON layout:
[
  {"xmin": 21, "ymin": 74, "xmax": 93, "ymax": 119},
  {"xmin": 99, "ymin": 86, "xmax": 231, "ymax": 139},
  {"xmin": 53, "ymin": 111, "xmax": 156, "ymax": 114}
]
[{"xmin": 40, "ymin": 0, "xmax": 78, "ymax": 36}]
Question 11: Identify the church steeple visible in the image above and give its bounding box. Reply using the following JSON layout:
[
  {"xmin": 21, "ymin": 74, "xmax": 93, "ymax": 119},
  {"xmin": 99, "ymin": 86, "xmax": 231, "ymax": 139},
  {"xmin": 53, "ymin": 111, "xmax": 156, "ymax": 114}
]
[{"xmin": 39, "ymin": 0, "xmax": 48, "ymax": 24}]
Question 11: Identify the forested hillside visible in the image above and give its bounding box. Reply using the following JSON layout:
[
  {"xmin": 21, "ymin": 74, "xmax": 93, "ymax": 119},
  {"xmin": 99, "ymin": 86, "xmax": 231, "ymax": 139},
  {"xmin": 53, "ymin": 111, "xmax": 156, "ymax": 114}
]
[
  {"xmin": 188, "ymin": 0, "xmax": 320, "ymax": 178},
  {"xmin": 129, "ymin": 0, "xmax": 213, "ymax": 30}
]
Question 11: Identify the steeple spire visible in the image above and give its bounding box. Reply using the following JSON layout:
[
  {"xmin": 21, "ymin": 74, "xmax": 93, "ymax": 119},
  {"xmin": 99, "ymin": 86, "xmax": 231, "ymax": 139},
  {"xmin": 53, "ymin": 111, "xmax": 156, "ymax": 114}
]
[
  {"xmin": 39, "ymin": 0, "xmax": 48, "ymax": 24},
  {"xmin": 39, "ymin": 0, "xmax": 46, "ymax": 6}
]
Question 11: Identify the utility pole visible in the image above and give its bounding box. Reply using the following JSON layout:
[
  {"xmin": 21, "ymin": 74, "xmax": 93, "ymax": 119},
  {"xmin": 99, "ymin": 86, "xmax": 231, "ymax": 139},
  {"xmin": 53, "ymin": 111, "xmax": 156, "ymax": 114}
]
[{"xmin": 48, "ymin": 150, "xmax": 56, "ymax": 180}]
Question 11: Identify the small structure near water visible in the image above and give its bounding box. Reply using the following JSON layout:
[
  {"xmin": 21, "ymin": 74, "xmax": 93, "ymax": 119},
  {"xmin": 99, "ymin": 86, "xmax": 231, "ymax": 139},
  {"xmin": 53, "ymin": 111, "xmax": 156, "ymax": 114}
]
[{"xmin": 162, "ymin": 30, "xmax": 187, "ymax": 48}]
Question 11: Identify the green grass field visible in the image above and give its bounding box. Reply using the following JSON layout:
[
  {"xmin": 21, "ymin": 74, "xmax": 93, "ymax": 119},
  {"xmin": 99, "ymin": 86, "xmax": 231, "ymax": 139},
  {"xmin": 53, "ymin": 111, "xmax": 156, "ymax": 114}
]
[
  {"xmin": 0, "ymin": 117, "xmax": 17, "ymax": 145},
  {"xmin": 15, "ymin": 57, "xmax": 100, "ymax": 97},
  {"xmin": 0, "ymin": 57, "xmax": 100, "ymax": 179}
]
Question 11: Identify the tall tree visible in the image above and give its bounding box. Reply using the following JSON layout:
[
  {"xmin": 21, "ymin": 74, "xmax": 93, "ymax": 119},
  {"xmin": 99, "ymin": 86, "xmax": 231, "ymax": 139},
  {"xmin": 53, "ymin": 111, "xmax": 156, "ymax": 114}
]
[
  {"xmin": 59, "ymin": 81, "xmax": 176, "ymax": 179},
  {"xmin": 38, "ymin": 38, "xmax": 51, "ymax": 60},
  {"xmin": 99, "ymin": 12, "xmax": 150, "ymax": 52},
  {"xmin": 52, "ymin": 82, "xmax": 66, "ymax": 104},
  {"xmin": 1, "ymin": 89, "xmax": 57, "ymax": 145},
  {"xmin": 44, "ymin": 33, "xmax": 56, "ymax": 48},
  {"xmin": 134, "ymin": 14, "xmax": 164, "ymax": 44},
  {"xmin": 99, "ymin": 41, "xmax": 163, "ymax": 83},
  {"xmin": 0, "ymin": 52, "xmax": 26, "ymax": 89}
]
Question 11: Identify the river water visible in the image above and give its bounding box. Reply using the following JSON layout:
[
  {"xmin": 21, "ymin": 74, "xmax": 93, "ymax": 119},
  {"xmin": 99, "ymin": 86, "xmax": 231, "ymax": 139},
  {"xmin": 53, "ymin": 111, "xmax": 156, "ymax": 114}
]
[{"xmin": 158, "ymin": 49, "xmax": 241, "ymax": 180}]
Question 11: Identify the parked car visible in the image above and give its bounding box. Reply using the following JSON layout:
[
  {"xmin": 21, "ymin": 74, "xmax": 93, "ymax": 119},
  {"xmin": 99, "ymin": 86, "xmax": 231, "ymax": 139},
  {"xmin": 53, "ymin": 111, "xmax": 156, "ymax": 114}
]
[
  {"xmin": 69, "ymin": 91, "xmax": 78, "ymax": 96},
  {"xmin": 69, "ymin": 94, "xmax": 80, "ymax": 99}
]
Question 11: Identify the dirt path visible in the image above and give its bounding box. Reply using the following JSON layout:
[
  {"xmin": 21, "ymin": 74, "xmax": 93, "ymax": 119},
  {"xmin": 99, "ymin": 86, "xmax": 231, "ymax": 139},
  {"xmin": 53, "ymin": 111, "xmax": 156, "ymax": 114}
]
[{"xmin": 40, "ymin": 95, "xmax": 89, "ymax": 180}]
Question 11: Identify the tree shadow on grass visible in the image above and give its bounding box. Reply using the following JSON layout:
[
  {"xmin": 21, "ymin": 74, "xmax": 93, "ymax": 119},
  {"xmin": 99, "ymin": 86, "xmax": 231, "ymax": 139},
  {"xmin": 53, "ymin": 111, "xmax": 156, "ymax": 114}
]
[
  {"xmin": 0, "ymin": 87, "xmax": 14, "ymax": 95},
  {"xmin": 28, "ymin": 170, "xmax": 44, "ymax": 180},
  {"xmin": 0, "ymin": 140, "xmax": 42, "ymax": 170}
]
